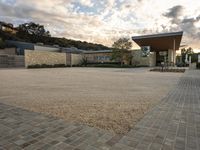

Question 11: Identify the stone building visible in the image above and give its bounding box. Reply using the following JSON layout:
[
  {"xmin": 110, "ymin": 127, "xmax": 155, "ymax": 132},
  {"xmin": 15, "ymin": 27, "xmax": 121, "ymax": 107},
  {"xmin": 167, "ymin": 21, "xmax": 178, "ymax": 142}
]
[{"xmin": 132, "ymin": 31, "xmax": 183, "ymax": 67}]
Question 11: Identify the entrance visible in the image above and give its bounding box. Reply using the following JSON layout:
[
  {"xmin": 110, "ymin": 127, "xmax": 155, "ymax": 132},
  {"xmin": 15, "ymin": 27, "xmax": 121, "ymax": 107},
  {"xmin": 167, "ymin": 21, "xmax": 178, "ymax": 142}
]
[{"xmin": 156, "ymin": 51, "xmax": 168, "ymax": 66}]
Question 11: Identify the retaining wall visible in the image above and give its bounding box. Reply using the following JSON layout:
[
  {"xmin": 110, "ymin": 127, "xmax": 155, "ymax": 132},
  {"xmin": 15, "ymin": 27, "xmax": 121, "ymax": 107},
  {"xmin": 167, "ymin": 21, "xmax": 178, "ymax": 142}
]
[{"xmin": 25, "ymin": 50, "xmax": 66, "ymax": 67}]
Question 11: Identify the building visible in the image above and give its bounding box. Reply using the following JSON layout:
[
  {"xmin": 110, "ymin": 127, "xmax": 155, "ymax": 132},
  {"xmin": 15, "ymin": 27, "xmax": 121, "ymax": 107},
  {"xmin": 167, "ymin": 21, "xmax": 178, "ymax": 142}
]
[
  {"xmin": 5, "ymin": 40, "xmax": 60, "ymax": 55},
  {"xmin": 0, "ymin": 22, "xmax": 18, "ymax": 34},
  {"xmin": 83, "ymin": 50, "xmax": 113, "ymax": 64},
  {"xmin": 3, "ymin": 40, "xmax": 115, "ymax": 67},
  {"xmin": 132, "ymin": 31, "xmax": 183, "ymax": 66},
  {"xmin": 61, "ymin": 47, "xmax": 114, "ymax": 64}
]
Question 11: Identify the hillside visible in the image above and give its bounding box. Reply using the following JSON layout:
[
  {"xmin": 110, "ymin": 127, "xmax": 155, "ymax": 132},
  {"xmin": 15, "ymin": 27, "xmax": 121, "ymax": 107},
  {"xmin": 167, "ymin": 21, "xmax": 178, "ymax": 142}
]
[{"xmin": 0, "ymin": 30, "xmax": 111, "ymax": 50}]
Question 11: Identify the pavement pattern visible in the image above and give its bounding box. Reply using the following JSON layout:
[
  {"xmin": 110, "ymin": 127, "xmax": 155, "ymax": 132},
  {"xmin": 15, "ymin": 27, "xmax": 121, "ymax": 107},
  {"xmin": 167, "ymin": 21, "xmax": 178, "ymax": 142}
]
[{"xmin": 0, "ymin": 69, "xmax": 200, "ymax": 150}]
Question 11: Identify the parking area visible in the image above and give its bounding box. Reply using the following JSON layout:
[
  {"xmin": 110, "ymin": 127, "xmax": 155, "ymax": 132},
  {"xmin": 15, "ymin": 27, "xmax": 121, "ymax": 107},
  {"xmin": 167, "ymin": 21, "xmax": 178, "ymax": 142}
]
[{"xmin": 0, "ymin": 67, "xmax": 182, "ymax": 134}]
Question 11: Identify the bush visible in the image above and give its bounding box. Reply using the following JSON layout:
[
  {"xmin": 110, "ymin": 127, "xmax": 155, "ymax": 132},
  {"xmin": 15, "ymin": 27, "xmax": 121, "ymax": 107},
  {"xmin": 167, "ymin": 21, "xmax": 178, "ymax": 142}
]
[
  {"xmin": 53, "ymin": 64, "xmax": 66, "ymax": 67},
  {"xmin": 27, "ymin": 64, "xmax": 66, "ymax": 69},
  {"xmin": 197, "ymin": 63, "xmax": 200, "ymax": 69},
  {"xmin": 28, "ymin": 64, "xmax": 41, "ymax": 68},
  {"xmin": 0, "ymin": 38, "xmax": 6, "ymax": 49},
  {"xmin": 176, "ymin": 62, "xmax": 187, "ymax": 67},
  {"xmin": 84, "ymin": 63, "xmax": 148, "ymax": 68},
  {"xmin": 150, "ymin": 68, "xmax": 185, "ymax": 73}
]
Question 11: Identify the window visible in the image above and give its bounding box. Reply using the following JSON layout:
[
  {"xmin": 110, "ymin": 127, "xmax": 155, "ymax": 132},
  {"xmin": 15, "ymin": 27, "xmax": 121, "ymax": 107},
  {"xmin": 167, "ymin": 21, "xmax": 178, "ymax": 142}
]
[{"xmin": 95, "ymin": 56, "xmax": 111, "ymax": 61}]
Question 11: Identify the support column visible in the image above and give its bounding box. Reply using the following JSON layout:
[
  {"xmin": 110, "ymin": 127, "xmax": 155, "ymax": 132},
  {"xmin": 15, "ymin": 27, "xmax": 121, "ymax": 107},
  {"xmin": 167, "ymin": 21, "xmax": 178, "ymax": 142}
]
[{"xmin": 173, "ymin": 39, "xmax": 176, "ymax": 66}]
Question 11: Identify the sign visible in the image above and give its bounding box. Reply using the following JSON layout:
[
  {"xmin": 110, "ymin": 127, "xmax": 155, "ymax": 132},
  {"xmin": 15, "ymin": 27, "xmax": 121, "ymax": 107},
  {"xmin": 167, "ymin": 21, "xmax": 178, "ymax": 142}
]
[
  {"xmin": 159, "ymin": 51, "xmax": 167, "ymax": 56},
  {"xmin": 141, "ymin": 46, "xmax": 150, "ymax": 57}
]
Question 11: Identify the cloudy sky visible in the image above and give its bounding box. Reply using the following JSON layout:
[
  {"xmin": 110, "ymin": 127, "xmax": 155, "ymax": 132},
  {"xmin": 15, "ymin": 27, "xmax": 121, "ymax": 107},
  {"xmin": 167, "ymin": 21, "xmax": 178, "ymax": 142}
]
[{"xmin": 0, "ymin": 0, "xmax": 200, "ymax": 50}]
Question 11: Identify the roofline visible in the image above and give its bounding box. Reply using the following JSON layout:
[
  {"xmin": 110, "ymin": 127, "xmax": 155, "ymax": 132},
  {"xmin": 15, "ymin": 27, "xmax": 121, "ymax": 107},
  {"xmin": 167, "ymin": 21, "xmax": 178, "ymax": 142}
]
[
  {"xmin": 83, "ymin": 50, "xmax": 112, "ymax": 54},
  {"xmin": 6, "ymin": 40, "xmax": 60, "ymax": 49},
  {"xmin": 132, "ymin": 31, "xmax": 183, "ymax": 40}
]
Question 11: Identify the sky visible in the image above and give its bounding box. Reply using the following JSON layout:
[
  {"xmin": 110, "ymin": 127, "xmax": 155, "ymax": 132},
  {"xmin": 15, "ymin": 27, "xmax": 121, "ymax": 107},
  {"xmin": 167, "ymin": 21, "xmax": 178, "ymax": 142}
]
[{"xmin": 0, "ymin": 0, "xmax": 200, "ymax": 50}]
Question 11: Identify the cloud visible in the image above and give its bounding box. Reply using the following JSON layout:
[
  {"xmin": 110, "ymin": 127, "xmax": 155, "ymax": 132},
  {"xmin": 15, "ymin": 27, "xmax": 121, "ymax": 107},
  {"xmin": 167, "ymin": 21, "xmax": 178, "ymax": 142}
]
[
  {"xmin": 79, "ymin": 0, "xmax": 94, "ymax": 7},
  {"xmin": 163, "ymin": 5, "xmax": 200, "ymax": 48},
  {"xmin": 164, "ymin": 5, "xmax": 183, "ymax": 18},
  {"xmin": 0, "ymin": 0, "xmax": 200, "ymax": 49},
  {"xmin": 163, "ymin": 5, "xmax": 184, "ymax": 24}
]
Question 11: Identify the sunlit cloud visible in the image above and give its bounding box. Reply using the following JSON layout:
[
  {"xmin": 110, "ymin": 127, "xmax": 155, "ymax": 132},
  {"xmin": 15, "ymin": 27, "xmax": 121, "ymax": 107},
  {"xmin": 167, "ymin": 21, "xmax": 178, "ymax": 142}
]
[{"xmin": 0, "ymin": 0, "xmax": 200, "ymax": 49}]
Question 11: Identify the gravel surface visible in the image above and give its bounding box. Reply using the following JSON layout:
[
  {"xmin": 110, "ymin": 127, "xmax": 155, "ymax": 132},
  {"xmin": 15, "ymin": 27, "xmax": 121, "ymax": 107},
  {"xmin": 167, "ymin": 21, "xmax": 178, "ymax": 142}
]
[{"xmin": 0, "ymin": 67, "xmax": 182, "ymax": 134}]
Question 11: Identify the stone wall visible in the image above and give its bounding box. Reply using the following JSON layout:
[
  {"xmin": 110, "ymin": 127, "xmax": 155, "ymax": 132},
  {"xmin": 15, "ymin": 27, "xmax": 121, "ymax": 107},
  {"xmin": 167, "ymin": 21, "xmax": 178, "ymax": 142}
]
[
  {"xmin": 66, "ymin": 53, "xmax": 71, "ymax": 66},
  {"xmin": 0, "ymin": 48, "xmax": 16, "ymax": 55},
  {"xmin": 0, "ymin": 55, "xmax": 24, "ymax": 68},
  {"xmin": 65, "ymin": 53, "xmax": 82, "ymax": 66},
  {"xmin": 71, "ymin": 54, "xmax": 82, "ymax": 65},
  {"xmin": 149, "ymin": 52, "xmax": 156, "ymax": 67},
  {"xmin": 132, "ymin": 50, "xmax": 149, "ymax": 66},
  {"xmin": 25, "ymin": 50, "xmax": 66, "ymax": 67},
  {"xmin": 131, "ymin": 50, "xmax": 156, "ymax": 67}
]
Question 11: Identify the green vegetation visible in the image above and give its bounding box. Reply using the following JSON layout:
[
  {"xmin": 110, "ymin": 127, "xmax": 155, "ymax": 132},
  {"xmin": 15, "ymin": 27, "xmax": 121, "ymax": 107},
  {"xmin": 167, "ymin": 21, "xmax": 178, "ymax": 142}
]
[
  {"xmin": 197, "ymin": 63, "xmax": 200, "ymax": 69},
  {"xmin": 150, "ymin": 68, "xmax": 185, "ymax": 73},
  {"xmin": 177, "ymin": 47, "xmax": 195, "ymax": 67},
  {"xmin": 181, "ymin": 47, "xmax": 193, "ymax": 63},
  {"xmin": 85, "ymin": 64, "xmax": 143, "ymax": 68},
  {"xmin": 111, "ymin": 38, "xmax": 132, "ymax": 66},
  {"xmin": 27, "ymin": 64, "xmax": 67, "ymax": 69},
  {"xmin": 79, "ymin": 62, "xmax": 148, "ymax": 68},
  {"xmin": 0, "ymin": 38, "xmax": 5, "ymax": 49},
  {"xmin": 18, "ymin": 22, "xmax": 51, "ymax": 37},
  {"xmin": 0, "ymin": 21, "xmax": 110, "ymax": 50},
  {"xmin": 81, "ymin": 56, "xmax": 88, "ymax": 67}
]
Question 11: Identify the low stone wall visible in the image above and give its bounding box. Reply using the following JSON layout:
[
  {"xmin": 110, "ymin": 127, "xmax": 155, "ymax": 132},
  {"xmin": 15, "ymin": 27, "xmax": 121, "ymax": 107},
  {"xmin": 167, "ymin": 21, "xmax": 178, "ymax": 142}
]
[
  {"xmin": 0, "ymin": 48, "xmax": 16, "ymax": 55},
  {"xmin": 65, "ymin": 53, "xmax": 82, "ymax": 66},
  {"xmin": 0, "ymin": 54, "xmax": 24, "ymax": 68},
  {"xmin": 132, "ymin": 50, "xmax": 150, "ymax": 66},
  {"xmin": 71, "ymin": 54, "xmax": 82, "ymax": 65},
  {"xmin": 25, "ymin": 50, "xmax": 66, "ymax": 67},
  {"xmin": 131, "ymin": 50, "xmax": 156, "ymax": 67}
]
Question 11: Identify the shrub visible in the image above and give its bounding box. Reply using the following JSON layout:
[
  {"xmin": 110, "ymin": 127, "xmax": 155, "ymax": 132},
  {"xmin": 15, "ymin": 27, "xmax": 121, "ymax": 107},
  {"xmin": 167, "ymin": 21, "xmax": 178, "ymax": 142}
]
[
  {"xmin": 150, "ymin": 68, "xmax": 185, "ymax": 73},
  {"xmin": 0, "ymin": 38, "xmax": 6, "ymax": 49},
  {"xmin": 27, "ymin": 64, "xmax": 66, "ymax": 69},
  {"xmin": 53, "ymin": 64, "xmax": 66, "ymax": 67},
  {"xmin": 85, "ymin": 63, "xmax": 148, "ymax": 68},
  {"xmin": 197, "ymin": 63, "xmax": 200, "ymax": 69}
]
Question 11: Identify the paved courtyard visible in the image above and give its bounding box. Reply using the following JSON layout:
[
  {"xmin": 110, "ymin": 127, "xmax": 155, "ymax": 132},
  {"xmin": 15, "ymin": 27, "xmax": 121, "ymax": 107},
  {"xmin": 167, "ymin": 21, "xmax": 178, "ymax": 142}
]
[
  {"xmin": 0, "ymin": 68, "xmax": 181, "ymax": 134},
  {"xmin": 0, "ymin": 69, "xmax": 199, "ymax": 150}
]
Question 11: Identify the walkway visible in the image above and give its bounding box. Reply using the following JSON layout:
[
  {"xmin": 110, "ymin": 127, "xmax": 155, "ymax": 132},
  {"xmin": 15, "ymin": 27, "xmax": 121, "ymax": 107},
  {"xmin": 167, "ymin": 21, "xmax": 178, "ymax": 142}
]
[
  {"xmin": 114, "ymin": 70, "xmax": 200, "ymax": 150},
  {"xmin": 0, "ymin": 70, "xmax": 200, "ymax": 150}
]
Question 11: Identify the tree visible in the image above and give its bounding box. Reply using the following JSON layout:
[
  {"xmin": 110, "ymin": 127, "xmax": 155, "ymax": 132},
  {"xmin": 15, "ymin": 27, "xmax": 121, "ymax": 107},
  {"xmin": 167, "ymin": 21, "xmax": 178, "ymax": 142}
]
[
  {"xmin": 0, "ymin": 38, "xmax": 5, "ymax": 49},
  {"xmin": 18, "ymin": 22, "xmax": 51, "ymax": 37},
  {"xmin": 81, "ymin": 56, "xmax": 88, "ymax": 67},
  {"xmin": 111, "ymin": 38, "xmax": 132, "ymax": 66},
  {"xmin": 181, "ymin": 47, "xmax": 194, "ymax": 63}
]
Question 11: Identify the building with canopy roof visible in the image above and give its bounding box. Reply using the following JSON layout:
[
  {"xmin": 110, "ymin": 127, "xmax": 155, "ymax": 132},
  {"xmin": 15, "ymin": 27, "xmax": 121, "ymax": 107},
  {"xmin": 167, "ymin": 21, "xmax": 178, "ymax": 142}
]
[{"xmin": 132, "ymin": 31, "xmax": 183, "ymax": 66}]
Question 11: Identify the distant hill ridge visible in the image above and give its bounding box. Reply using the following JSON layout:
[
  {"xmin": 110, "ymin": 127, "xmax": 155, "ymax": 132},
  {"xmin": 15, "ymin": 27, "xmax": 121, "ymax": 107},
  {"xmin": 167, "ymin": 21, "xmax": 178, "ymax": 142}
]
[{"xmin": 0, "ymin": 21, "xmax": 111, "ymax": 51}]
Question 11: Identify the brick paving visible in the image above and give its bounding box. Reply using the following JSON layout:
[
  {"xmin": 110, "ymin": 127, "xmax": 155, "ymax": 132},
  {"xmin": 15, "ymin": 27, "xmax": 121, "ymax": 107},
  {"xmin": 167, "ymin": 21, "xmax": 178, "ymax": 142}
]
[
  {"xmin": 0, "ymin": 69, "xmax": 200, "ymax": 150},
  {"xmin": 114, "ymin": 70, "xmax": 200, "ymax": 150}
]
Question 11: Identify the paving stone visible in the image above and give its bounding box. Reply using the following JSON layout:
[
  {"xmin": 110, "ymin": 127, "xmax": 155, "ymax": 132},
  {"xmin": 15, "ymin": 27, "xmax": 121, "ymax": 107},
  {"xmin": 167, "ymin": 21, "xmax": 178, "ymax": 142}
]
[{"xmin": 0, "ymin": 70, "xmax": 200, "ymax": 149}]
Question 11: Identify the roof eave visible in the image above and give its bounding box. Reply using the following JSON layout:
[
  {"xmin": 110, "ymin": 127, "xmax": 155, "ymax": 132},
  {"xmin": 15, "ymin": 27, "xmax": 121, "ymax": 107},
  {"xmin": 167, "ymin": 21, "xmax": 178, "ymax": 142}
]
[{"xmin": 132, "ymin": 31, "xmax": 183, "ymax": 40}]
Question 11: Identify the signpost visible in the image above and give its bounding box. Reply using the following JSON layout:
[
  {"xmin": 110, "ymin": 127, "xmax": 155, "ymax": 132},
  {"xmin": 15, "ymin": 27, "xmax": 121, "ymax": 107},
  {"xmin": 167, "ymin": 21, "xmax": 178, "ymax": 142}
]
[{"xmin": 141, "ymin": 46, "xmax": 150, "ymax": 57}]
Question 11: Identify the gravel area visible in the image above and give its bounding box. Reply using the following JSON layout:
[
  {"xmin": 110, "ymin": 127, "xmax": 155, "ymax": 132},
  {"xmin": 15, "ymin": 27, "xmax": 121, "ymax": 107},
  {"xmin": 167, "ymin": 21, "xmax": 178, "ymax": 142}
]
[{"xmin": 0, "ymin": 67, "xmax": 182, "ymax": 134}]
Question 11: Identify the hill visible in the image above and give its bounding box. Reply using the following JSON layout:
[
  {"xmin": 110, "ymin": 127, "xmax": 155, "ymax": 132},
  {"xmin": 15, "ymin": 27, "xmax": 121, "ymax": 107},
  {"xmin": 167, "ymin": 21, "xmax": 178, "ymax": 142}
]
[{"xmin": 0, "ymin": 22, "xmax": 110, "ymax": 50}]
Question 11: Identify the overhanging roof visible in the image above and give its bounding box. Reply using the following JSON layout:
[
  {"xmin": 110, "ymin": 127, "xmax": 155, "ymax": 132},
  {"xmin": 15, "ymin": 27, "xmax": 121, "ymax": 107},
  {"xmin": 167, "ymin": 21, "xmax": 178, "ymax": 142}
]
[{"xmin": 132, "ymin": 31, "xmax": 183, "ymax": 51}]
